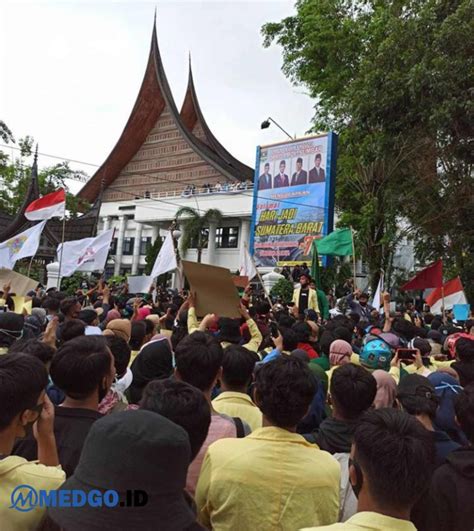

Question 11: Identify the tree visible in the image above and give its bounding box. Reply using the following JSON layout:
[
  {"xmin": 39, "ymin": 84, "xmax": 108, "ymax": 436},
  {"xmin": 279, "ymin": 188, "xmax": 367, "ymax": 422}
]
[
  {"xmin": 0, "ymin": 132, "xmax": 91, "ymax": 217},
  {"xmin": 143, "ymin": 235, "xmax": 170, "ymax": 286},
  {"xmin": 270, "ymin": 278, "xmax": 294, "ymax": 303},
  {"xmin": 175, "ymin": 207, "xmax": 223, "ymax": 263},
  {"xmin": 262, "ymin": 1, "xmax": 473, "ymax": 293},
  {"xmin": 144, "ymin": 237, "xmax": 162, "ymax": 275}
]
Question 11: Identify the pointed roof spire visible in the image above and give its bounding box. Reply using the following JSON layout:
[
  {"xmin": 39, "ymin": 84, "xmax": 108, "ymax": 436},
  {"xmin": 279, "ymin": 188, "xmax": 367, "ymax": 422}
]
[
  {"xmin": 30, "ymin": 144, "xmax": 40, "ymax": 196},
  {"xmin": 33, "ymin": 143, "xmax": 38, "ymax": 168}
]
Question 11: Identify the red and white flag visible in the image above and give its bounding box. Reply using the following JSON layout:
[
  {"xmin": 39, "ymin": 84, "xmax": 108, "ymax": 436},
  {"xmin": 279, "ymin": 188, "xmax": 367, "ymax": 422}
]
[
  {"xmin": 25, "ymin": 189, "xmax": 66, "ymax": 221},
  {"xmin": 425, "ymin": 277, "xmax": 467, "ymax": 315}
]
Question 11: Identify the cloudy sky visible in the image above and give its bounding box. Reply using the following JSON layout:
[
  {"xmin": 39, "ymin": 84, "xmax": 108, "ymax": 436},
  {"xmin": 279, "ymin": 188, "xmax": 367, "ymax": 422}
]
[{"xmin": 0, "ymin": 0, "xmax": 315, "ymax": 192}]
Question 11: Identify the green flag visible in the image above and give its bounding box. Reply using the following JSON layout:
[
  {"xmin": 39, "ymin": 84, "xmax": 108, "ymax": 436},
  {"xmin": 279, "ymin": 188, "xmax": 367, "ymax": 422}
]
[
  {"xmin": 316, "ymin": 228, "xmax": 353, "ymax": 256},
  {"xmin": 310, "ymin": 240, "xmax": 321, "ymax": 288}
]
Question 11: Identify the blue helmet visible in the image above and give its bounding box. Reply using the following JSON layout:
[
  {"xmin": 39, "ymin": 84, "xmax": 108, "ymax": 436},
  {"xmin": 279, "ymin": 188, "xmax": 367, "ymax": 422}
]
[{"xmin": 360, "ymin": 339, "xmax": 392, "ymax": 371}]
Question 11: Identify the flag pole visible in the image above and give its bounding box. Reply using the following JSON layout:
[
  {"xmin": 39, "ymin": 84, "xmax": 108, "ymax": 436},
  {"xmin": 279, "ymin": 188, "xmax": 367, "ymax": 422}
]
[
  {"xmin": 57, "ymin": 216, "xmax": 66, "ymax": 289},
  {"xmin": 441, "ymin": 285, "xmax": 446, "ymax": 324},
  {"xmin": 27, "ymin": 255, "xmax": 34, "ymax": 277},
  {"xmin": 350, "ymin": 226, "xmax": 357, "ymax": 289},
  {"xmin": 244, "ymin": 242, "xmax": 272, "ymax": 308}
]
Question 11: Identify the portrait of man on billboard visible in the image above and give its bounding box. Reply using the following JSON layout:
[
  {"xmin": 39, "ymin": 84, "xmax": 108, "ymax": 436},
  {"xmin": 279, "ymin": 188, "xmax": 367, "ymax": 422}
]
[
  {"xmin": 308, "ymin": 153, "xmax": 325, "ymax": 183},
  {"xmin": 274, "ymin": 160, "xmax": 289, "ymax": 188},
  {"xmin": 258, "ymin": 162, "xmax": 272, "ymax": 190},
  {"xmin": 290, "ymin": 157, "xmax": 308, "ymax": 186}
]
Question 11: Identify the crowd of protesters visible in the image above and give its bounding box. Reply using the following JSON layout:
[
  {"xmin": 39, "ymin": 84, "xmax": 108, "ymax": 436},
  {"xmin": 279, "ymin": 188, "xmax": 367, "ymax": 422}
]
[{"xmin": 0, "ymin": 271, "xmax": 473, "ymax": 531}]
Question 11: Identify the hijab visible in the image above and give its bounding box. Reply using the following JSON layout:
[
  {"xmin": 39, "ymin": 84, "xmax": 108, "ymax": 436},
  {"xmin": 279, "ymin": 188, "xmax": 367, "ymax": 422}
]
[
  {"xmin": 372, "ymin": 370, "xmax": 397, "ymax": 409},
  {"xmin": 105, "ymin": 309, "xmax": 121, "ymax": 323},
  {"xmin": 104, "ymin": 319, "xmax": 131, "ymax": 343},
  {"xmin": 129, "ymin": 338, "xmax": 173, "ymax": 404},
  {"xmin": 137, "ymin": 307, "xmax": 151, "ymax": 321},
  {"xmin": 428, "ymin": 371, "xmax": 468, "ymax": 446},
  {"xmin": 329, "ymin": 339, "xmax": 352, "ymax": 367}
]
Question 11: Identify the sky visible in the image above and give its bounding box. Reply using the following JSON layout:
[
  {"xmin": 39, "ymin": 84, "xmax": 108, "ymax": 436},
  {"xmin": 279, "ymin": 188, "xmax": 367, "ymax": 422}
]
[{"xmin": 0, "ymin": 0, "xmax": 316, "ymax": 193}]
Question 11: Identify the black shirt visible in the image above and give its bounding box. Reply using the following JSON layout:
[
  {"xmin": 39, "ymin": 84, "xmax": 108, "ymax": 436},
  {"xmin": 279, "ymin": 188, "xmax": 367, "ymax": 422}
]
[
  {"xmin": 13, "ymin": 406, "xmax": 103, "ymax": 477},
  {"xmin": 298, "ymin": 288, "xmax": 309, "ymax": 313}
]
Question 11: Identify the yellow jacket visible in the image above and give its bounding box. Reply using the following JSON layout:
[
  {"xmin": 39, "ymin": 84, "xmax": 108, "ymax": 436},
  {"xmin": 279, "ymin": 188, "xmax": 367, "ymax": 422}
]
[
  {"xmin": 0, "ymin": 456, "xmax": 65, "ymax": 531},
  {"xmin": 196, "ymin": 426, "xmax": 340, "ymax": 531},
  {"xmin": 301, "ymin": 511, "xmax": 417, "ymax": 530},
  {"xmin": 187, "ymin": 307, "xmax": 262, "ymax": 353},
  {"xmin": 293, "ymin": 287, "xmax": 320, "ymax": 313},
  {"xmin": 212, "ymin": 391, "xmax": 263, "ymax": 432}
]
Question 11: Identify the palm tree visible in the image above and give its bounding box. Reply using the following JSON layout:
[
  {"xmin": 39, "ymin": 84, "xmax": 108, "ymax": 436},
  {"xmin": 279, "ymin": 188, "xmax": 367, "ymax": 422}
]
[{"xmin": 175, "ymin": 206, "xmax": 223, "ymax": 263}]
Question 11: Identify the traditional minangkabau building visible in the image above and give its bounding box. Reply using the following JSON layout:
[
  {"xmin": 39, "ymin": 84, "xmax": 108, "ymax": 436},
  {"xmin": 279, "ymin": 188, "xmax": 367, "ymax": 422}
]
[
  {"xmin": 0, "ymin": 148, "xmax": 101, "ymax": 282},
  {"xmin": 78, "ymin": 20, "xmax": 255, "ymax": 276}
]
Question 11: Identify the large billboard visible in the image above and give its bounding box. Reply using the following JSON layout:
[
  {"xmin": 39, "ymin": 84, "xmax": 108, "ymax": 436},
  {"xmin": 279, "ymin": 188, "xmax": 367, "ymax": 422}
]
[{"xmin": 250, "ymin": 133, "xmax": 337, "ymax": 267}]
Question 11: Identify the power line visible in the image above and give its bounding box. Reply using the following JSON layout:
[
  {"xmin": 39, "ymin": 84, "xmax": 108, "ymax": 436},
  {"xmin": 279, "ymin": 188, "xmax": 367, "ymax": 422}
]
[
  {"xmin": 0, "ymin": 143, "xmax": 98, "ymax": 167},
  {"xmin": 0, "ymin": 143, "xmax": 329, "ymax": 213}
]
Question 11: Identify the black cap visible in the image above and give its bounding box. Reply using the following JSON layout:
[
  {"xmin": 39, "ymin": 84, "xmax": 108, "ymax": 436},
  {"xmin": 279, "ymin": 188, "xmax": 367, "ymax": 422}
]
[
  {"xmin": 78, "ymin": 309, "xmax": 98, "ymax": 326},
  {"xmin": 398, "ymin": 374, "xmax": 437, "ymax": 401},
  {"xmin": 49, "ymin": 410, "xmax": 195, "ymax": 531}
]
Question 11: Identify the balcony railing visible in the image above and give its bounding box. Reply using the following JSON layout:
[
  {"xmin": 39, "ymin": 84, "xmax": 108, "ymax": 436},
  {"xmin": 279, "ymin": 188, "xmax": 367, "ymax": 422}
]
[{"xmin": 135, "ymin": 182, "xmax": 254, "ymax": 200}]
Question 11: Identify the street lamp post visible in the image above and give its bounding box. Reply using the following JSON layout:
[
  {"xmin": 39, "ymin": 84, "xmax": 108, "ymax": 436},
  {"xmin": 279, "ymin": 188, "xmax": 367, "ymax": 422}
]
[{"xmin": 260, "ymin": 117, "xmax": 295, "ymax": 141}]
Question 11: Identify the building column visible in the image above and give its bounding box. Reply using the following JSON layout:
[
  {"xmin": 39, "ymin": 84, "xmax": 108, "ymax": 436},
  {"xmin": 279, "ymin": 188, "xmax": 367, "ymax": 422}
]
[
  {"xmin": 206, "ymin": 222, "xmax": 217, "ymax": 265},
  {"xmin": 239, "ymin": 219, "xmax": 251, "ymax": 264},
  {"xmin": 114, "ymin": 215, "xmax": 127, "ymax": 276},
  {"xmin": 102, "ymin": 216, "xmax": 111, "ymax": 233},
  {"xmin": 131, "ymin": 223, "xmax": 143, "ymax": 275},
  {"xmin": 151, "ymin": 224, "xmax": 160, "ymax": 244}
]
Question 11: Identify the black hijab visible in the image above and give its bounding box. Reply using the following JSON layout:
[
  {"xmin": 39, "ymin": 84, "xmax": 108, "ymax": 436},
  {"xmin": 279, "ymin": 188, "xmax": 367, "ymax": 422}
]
[{"xmin": 129, "ymin": 339, "xmax": 173, "ymax": 404}]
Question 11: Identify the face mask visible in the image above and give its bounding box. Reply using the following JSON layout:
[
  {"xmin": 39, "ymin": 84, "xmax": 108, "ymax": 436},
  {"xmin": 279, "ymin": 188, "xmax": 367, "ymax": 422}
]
[{"xmin": 349, "ymin": 457, "xmax": 363, "ymax": 499}]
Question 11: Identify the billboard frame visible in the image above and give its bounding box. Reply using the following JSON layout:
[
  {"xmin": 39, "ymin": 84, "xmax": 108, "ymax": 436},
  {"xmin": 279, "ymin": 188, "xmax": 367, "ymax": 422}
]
[{"xmin": 249, "ymin": 132, "xmax": 338, "ymax": 267}]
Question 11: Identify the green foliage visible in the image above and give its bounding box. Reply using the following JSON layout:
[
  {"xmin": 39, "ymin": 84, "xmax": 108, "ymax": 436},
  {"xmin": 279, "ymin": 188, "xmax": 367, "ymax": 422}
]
[
  {"xmin": 0, "ymin": 131, "xmax": 91, "ymax": 217},
  {"xmin": 143, "ymin": 237, "xmax": 171, "ymax": 286},
  {"xmin": 107, "ymin": 275, "xmax": 126, "ymax": 285},
  {"xmin": 176, "ymin": 207, "xmax": 223, "ymax": 263},
  {"xmin": 144, "ymin": 237, "xmax": 162, "ymax": 275},
  {"xmin": 60, "ymin": 273, "xmax": 91, "ymax": 294},
  {"xmin": 320, "ymin": 260, "xmax": 353, "ymax": 297},
  {"xmin": 270, "ymin": 278, "xmax": 294, "ymax": 303},
  {"xmin": 262, "ymin": 1, "xmax": 473, "ymax": 295},
  {"xmin": 0, "ymin": 121, "xmax": 14, "ymax": 144}
]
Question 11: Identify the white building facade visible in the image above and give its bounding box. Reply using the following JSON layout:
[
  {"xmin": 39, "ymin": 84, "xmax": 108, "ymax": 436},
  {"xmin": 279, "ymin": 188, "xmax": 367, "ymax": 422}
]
[{"xmin": 98, "ymin": 188, "xmax": 254, "ymax": 277}]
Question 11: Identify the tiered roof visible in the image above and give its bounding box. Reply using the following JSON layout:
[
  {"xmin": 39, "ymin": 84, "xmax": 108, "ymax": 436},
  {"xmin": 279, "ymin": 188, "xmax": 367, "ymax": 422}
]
[{"xmin": 78, "ymin": 18, "xmax": 253, "ymax": 203}]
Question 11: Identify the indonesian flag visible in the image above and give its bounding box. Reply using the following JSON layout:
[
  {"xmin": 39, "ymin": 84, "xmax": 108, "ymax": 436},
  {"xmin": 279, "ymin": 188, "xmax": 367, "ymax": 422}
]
[
  {"xmin": 425, "ymin": 277, "xmax": 468, "ymax": 315},
  {"xmin": 25, "ymin": 189, "xmax": 66, "ymax": 221},
  {"xmin": 401, "ymin": 260, "xmax": 443, "ymax": 291}
]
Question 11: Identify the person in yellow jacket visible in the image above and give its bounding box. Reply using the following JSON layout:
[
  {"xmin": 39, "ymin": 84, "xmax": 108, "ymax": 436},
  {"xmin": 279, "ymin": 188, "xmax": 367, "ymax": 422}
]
[
  {"xmin": 187, "ymin": 293, "xmax": 262, "ymax": 353},
  {"xmin": 292, "ymin": 273, "xmax": 320, "ymax": 316}
]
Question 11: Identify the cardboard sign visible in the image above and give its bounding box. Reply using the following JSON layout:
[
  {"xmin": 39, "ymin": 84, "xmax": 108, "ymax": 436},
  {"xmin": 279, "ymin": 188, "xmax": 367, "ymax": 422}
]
[
  {"xmin": 0, "ymin": 269, "xmax": 39, "ymax": 296},
  {"xmin": 127, "ymin": 275, "xmax": 153, "ymax": 294},
  {"xmin": 453, "ymin": 304, "xmax": 470, "ymax": 322},
  {"xmin": 182, "ymin": 261, "xmax": 240, "ymax": 318},
  {"xmin": 12, "ymin": 296, "xmax": 32, "ymax": 315},
  {"xmin": 232, "ymin": 276, "xmax": 249, "ymax": 289}
]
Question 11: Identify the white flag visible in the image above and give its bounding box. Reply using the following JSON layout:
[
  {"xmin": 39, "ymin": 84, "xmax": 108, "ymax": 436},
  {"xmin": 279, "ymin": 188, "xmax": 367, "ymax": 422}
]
[
  {"xmin": 372, "ymin": 272, "xmax": 384, "ymax": 312},
  {"xmin": 150, "ymin": 232, "xmax": 177, "ymax": 279},
  {"xmin": 0, "ymin": 221, "xmax": 47, "ymax": 270},
  {"xmin": 239, "ymin": 245, "xmax": 257, "ymax": 280},
  {"xmin": 57, "ymin": 229, "xmax": 114, "ymax": 277}
]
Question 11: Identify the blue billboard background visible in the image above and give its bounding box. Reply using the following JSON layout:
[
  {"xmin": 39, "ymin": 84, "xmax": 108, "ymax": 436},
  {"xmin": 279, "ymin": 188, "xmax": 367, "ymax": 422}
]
[{"xmin": 250, "ymin": 133, "xmax": 337, "ymax": 267}]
